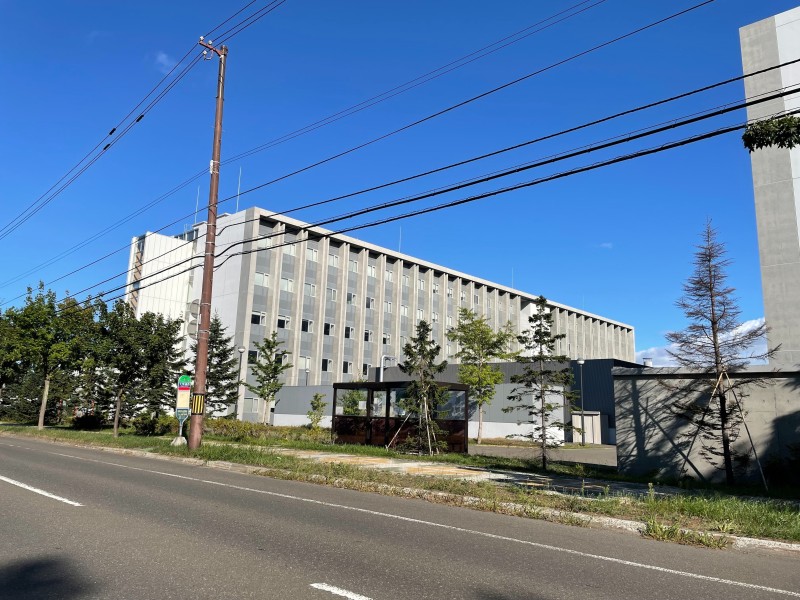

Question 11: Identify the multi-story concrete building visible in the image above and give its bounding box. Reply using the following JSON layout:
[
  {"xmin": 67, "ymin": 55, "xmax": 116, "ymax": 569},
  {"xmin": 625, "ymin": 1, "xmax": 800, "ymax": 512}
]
[
  {"xmin": 126, "ymin": 206, "xmax": 635, "ymax": 420},
  {"xmin": 741, "ymin": 8, "xmax": 800, "ymax": 367}
]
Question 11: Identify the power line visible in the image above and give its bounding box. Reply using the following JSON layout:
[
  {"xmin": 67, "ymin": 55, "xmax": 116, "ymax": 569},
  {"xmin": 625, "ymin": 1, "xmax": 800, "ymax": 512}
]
[
  {"xmin": 0, "ymin": 45, "xmax": 200, "ymax": 242},
  {"xmin": 0, "ymin": 0, "xmax": 606, "ymax": 287},
  {"xmin": 212, "ymin": 0, "xmax": 719, "ymax": 204},
  {"xmin": 0, "ymin": 0, "xmax": 290, "ymax": 245},
  {"xmin": 221, "ymin": 0, "xmax": 609, "ymax": 165},
  {"xmin": 8, "ymin": 60, "xmax": 796, "ymax": 307},
  {"xmin": 82, "ymin": 110, "xmax": 796, "ymax": 316},
  {"xmin": 67, "ymin": 92, "xmax": 799, "ymax": 309}
]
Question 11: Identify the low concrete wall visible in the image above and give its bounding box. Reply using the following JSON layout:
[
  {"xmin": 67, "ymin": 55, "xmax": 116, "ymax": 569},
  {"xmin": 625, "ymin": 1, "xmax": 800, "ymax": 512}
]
[{"xmin": 613, "ymin": 367, "xmax": 800, "ymax": 484}]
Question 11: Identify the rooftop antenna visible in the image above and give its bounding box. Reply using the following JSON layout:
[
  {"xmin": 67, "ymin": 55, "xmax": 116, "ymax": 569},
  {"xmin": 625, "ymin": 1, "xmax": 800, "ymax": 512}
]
[
  {"xmin": 193, "ymin": 186, "xmax": 200, "ymax": 225},
  {"xmin": 236, "ymin": 166, "xmax": 242, "ymax": 212}
]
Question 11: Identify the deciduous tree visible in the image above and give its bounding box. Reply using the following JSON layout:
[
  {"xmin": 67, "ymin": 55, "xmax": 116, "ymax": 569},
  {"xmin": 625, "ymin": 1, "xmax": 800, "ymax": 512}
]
[
  {"xmin": 446, "ymin": 308, "xmax": 517, "ymax": 444},
  {"xmin": 665, "ymin": 220, "xmax": 773, "ymax": 485},
  {"xmin": 245, "ymin": 332, "xmax": 292, "ymax": 424}
]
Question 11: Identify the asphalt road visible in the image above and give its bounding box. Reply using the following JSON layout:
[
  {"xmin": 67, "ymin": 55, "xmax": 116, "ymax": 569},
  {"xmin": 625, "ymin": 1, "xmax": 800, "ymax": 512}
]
[{"xmin": 1, "ymin": 436, "xmax": 798, "ymax": 600}]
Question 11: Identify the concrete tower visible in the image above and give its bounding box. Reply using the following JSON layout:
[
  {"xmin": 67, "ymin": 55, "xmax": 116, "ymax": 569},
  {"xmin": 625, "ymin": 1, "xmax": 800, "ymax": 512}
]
[{"xmin": 741, "ymin": 8, "xmax": 800, "ymax": 367}]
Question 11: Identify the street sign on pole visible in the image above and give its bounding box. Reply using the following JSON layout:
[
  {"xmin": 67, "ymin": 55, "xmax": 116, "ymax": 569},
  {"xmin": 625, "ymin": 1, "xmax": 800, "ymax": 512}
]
[{"xmin": 172, "ymin": 375, "xmax": 192, "ymax": 446}]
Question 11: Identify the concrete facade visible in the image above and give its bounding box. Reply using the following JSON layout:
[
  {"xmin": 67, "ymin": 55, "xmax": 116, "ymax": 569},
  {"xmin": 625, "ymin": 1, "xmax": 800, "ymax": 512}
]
[
  {"xmin": 741, "ymin": 8, "xmax": 800, "ymax": 367},
  {"xmin": 126, "ymin": 206, "xmax": 635, "ymax": 418},
  {"xmin": 613, "ymin": 366, "xmax": 800, "ymax": 483}
]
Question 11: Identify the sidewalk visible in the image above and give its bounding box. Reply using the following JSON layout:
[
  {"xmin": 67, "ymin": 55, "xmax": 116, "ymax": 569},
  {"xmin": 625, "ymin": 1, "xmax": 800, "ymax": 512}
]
[{"xmin": 264, "ymin": 446, "xmax": 685, "ymax": 499}]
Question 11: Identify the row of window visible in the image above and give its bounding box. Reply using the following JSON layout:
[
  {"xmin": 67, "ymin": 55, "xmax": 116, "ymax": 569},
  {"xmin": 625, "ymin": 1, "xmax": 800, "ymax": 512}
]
[
  {"xmin": 257, "ymin": 273, "xmax": 500, "ymax": 310},
  {"xmin": 251, "ymin": 311, "xmax": 458, "ymax": 330}
]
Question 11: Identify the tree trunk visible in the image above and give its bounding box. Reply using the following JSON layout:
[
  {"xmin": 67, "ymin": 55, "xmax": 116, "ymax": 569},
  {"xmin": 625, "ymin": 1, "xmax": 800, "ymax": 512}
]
[
  {"xmin": 477, "ymin": 406, "xmax": 483, "ymax": 445},
  {"xmin": 37, "ymin": 375, "xmax": 51, "ymax": 430},
  {"xmin": 718, "ymin": 390, "xmax": 735, "ymax": 485},
  {"xmin": 540, "ymin": 390, "xmax": 548, "ymax": 472},
  {"xmin": 113, "ymin": 391, "xmax": 123, "ymax": 438}
]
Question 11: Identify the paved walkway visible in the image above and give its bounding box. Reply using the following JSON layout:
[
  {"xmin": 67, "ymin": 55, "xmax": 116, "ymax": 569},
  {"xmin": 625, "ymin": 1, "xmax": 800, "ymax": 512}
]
[{"xmin": 266, "ymin": 446, "xmax": 685, "ymax": 499}]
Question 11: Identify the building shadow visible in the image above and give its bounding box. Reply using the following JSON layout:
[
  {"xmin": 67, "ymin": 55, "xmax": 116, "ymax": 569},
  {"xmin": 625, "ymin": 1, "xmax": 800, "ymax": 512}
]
[{"xmin": 0, "ymin": 556, "xmax": 95, "ymax": 599}]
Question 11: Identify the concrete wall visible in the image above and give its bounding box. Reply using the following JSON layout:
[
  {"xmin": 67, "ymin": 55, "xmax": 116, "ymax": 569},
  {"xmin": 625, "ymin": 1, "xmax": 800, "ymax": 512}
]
[{"xmin": 614, "ymin": 367, "xmax": 800, "ymax": 483}]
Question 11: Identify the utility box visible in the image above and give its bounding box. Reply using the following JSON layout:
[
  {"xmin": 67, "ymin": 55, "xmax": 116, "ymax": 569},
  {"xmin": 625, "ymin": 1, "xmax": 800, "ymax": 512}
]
[{"xmin": 571, "ymin": 411, "xmax": 608, "ymax": 444}]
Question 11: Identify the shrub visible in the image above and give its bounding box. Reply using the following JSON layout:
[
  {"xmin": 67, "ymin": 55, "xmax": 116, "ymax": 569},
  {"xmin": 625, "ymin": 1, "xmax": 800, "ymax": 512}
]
[
  {"xmin": 71, "ymin": 413, "xmax": 106, "ymax": 430},
  {"xmin": 132, "ymin": 412, "xmax": 178, "ymax": 436}
]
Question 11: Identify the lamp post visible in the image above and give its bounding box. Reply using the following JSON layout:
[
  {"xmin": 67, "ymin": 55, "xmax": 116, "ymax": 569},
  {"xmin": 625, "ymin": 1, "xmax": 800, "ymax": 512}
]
[
  {"xmin": 378, "ymin": 355, "xmax": 396, "ymax": 382},
  {"xmin": 236, "ymin": 346, "xmax": 246, "ymax": 419},
  {"xmin": 577, "ymin": 358, "xmax": 585, "ymax": 446},
  {"xmin": 305, "ymin": 368, "xmax": 310, "ymax": 386}
]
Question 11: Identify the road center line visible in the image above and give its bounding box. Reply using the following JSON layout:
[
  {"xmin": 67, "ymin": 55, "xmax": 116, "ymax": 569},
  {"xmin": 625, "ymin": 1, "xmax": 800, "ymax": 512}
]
[
  {"xmin": 0, "ymin": 474, "xmax": 82, "ymax": 506},
  {"xmin": 43, "ymin": 449, "xmax": 799, "ymax": 598},
  {"xmin": 310, "ymin": 583, "xmax": 373, "ymax": 599}
]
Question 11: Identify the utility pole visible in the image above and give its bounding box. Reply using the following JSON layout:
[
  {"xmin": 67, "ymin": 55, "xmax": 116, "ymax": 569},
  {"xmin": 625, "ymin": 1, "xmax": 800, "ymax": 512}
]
[{"xmin": 189, "ymin": 38, "xmax": 228, "ymax": 450}]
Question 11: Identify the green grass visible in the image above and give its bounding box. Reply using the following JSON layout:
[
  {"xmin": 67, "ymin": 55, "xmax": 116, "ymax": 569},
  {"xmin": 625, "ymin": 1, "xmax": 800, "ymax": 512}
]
[{"xmin": 3, "ymin": 424, "xmax": 799, "ymax": 544}]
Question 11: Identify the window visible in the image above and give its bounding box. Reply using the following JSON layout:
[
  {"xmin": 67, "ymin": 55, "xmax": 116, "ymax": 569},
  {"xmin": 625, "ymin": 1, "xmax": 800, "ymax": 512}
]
[
  {"xmin": 446, "ymin": 343, "xmax": 452, "ymax": 356},
  {"xmin": 400, "ymin": 335, "xmax": 408, "ymax": 347},
  {"xmin": 362, "ymin": 363, "xmax": 372, "ymax": 377},
  {"xmin": 280, "ymin": 277, "xmax": 294, "ymax": 293},
  {"xmin": 284, "ymin": 243, "xmax": 296, "ymax": 256},
  {"xmin": 447, "ymin": 287, "xmax": 454, "ymax": 299},
  {"xmin": 384, "ymin": 300, "xmax": 392, "ymax": 313},
  {"xmin": 248, "ymin": 350, "xmax": 258, "ymax": 363},
  {"xmin": 257, "ymin": 237, "xmax": 270, "ymax": 250},
  {"xmin": 433, "ymin": 282, "xmax": 439, "ymax": 294},
  {"xmin": 349, "ymin": 259, "xmax": 358, "ymax": 273},
  {"xmin": 327, "ymin": 287, "xmax": 337, "ymax": 302},
  {"xmin": 382, "ymin": 332, "xmax": 391, "ymax": 345},
  {"xmin": 401, "ymin": 305, "xmax": 409, "ymax": 317},
  {"xmin": 432, "ymin": 312, "xmax": 439, "ymax": 323},
  {"xmin": 324, "ymin": 322, "xmax": 334, "ymax": 335},
  {"xmin": 342, "ymin": 361, "xmax": 353, "ymax": 374},
  {"xmin": 402, "ymin": 274, "xmax": 409, "ymax": 287},
  {"xmin": 277, "ymin": 315, "xmax": 290, "ymax": 329},
  {"xmin": 328, "ymin": 253, "xmax": 339, "ymax": 268},
  {"xmin": 365, "ymin": 297, "xmax": 375, "ymax": 309},
  {"xmin": 254, "ymin": 272, "xmax": 268, "ymax": 288},
  {"xmin": 307, "ymin": 248, "xmax": 318, "ymax": 262},
  {"xmin": 417, "ymin": 308, "xmax": 424, "ymax": 320},
  {"xmin": 367, "ymin": 264, "xmax": 376, "ymax": 278},
  {"xmin": 344, "ymin": 326, "xmax": 354, "ymax": 339},
  {"xmin": 321, "ymin": 358, "xmax": 331, "ymax": 372},
  {"xmin": 418, "ymin": 278, "xmax": 425, "ymax": 291},
  {"xmin": 364, "ymin": 330, "xmax": 373, "ymax": 342},
  {"xmin": 304, "ymin": 283, "xmax": 316, "ymax": 297},
  {"xmin": 474, "ymin": 294, "xmax": 479, "ymax": 304},
  {"xmin": 385, "ymin": 270, "xmax": 393, "ymax": 283},
  {"xmin": 347, "ymin": 292, "xmax": 357, "ymax": 305},
  {"xmin": 447, "ymin": 315, "xmax": 453, "ymax": 327},
  {"xmin": 461, "ymin": 291, "xmax": 466, "ymax": 303},
  {"xmin": 251, "ymin": 313, "xmax": 265, "ymax": 325},
  {"xmin": 301, "ymin": 319, "xmax": 313, "ymax": 333},
  {"xmin": 487, "ymin": 299, "xmax": 492, "ymax": 310}
]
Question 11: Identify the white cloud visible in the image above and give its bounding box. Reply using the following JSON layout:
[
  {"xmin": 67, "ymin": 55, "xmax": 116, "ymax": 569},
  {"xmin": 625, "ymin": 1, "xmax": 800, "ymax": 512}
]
[
  {"xmin": 598, "ymin": 242, "xmax": 613, "ymax": 250},
  {"xmin": 154, "ymin": 51, "xmax": 177, "ymax": 75},
  {"xmin": 635, "ymin": 317, "xmax": 768, "ymax": 366}
]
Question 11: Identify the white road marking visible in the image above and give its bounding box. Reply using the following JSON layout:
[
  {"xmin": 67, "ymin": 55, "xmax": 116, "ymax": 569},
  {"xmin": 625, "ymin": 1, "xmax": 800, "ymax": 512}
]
[
  {"xmin": 23, "ymin": 448, "xmax": 800, "ymax": 598},
  {"xmin": 0, "ymin": 474, "xmax": 82, "ymax": 506},
  {"xmin": 310, "ymin": 583, "xmax": 373, "ymax": 599}
]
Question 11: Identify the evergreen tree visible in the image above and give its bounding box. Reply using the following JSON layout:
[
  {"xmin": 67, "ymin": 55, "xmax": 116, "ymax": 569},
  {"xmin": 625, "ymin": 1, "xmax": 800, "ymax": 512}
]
[
  {"xmin": 191, "ymin": 313, "xmax": 240, "ymax": 416},
  {"xmin": 446, "ymin": 308, "xmax": 517, "ymax": 444},
  {"xmin": 397, "ymin": 320, "xmax": 448, "ymax": 455},
  {"xmin": 665, "ymin": 221, "xmax": 773, "ymax": 485},
  {"xmin": 504, "ymin": 296, "xmax": 575, "ymax": 471},
  {"xmin": 135, "ymin": 311, "xmax": 187, "ymax": 414},
  {"xmin": 245, "ymin": 332, "xmax": 292, "ymax": 424}
]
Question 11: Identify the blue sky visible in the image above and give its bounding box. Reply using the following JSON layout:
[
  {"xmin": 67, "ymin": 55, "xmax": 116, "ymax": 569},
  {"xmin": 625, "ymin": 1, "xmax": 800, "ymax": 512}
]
[{"xmin": 1, "ymin": 0, "xmax": 796, "ymax": 360}]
